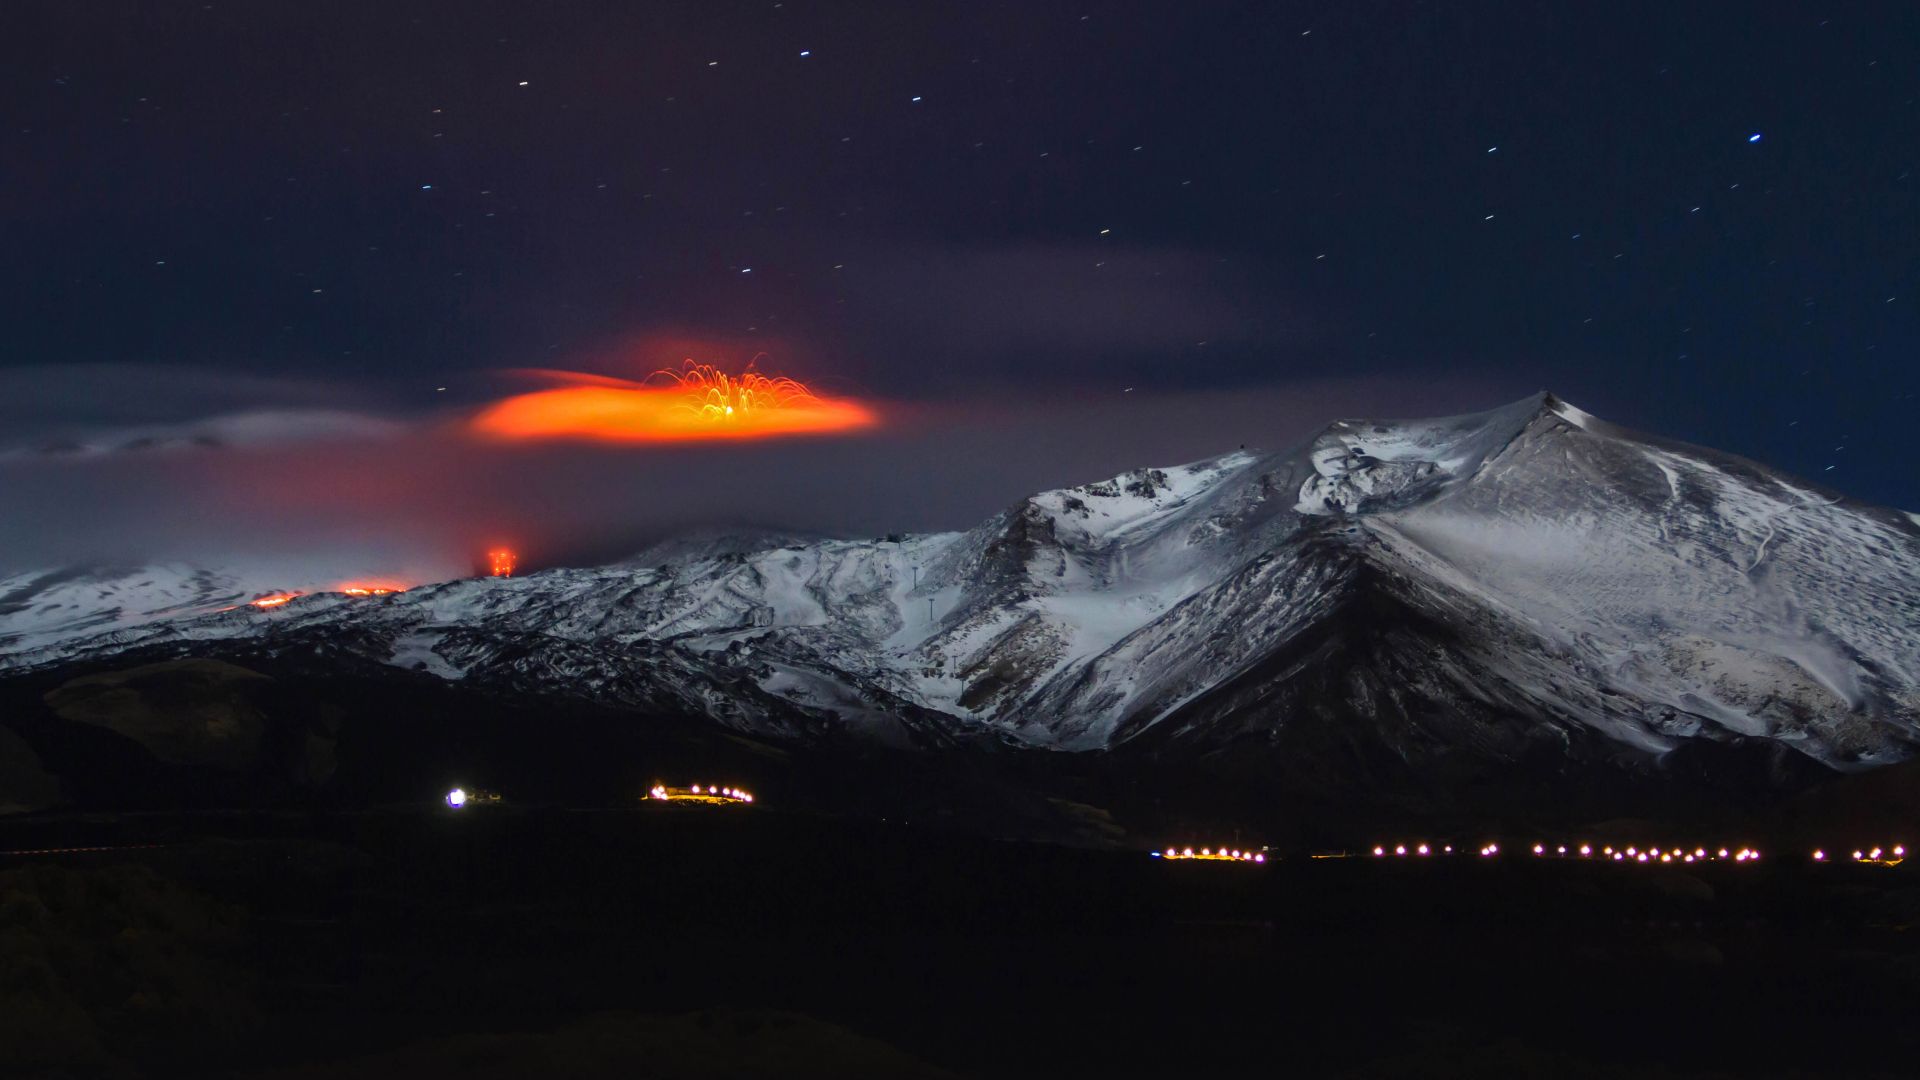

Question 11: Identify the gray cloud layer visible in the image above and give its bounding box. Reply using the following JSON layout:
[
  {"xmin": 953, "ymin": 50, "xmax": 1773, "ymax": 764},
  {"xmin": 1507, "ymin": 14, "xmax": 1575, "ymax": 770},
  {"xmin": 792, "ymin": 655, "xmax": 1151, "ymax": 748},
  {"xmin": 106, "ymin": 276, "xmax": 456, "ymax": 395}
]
[{"xmin": 0, "ymin": 371, "xmax": 1514, "ymax": 577}]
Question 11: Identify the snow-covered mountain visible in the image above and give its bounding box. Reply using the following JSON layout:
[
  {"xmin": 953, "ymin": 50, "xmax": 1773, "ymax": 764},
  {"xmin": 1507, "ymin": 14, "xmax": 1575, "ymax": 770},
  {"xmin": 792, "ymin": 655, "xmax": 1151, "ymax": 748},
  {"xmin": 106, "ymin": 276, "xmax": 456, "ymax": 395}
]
[
  {"xmin": 6, "ymin": 393, "xmax": 1919, "ymax": 780},
  {"xmin": 0, "ymin": 564, "xmax": 301, "ymax": 653}
]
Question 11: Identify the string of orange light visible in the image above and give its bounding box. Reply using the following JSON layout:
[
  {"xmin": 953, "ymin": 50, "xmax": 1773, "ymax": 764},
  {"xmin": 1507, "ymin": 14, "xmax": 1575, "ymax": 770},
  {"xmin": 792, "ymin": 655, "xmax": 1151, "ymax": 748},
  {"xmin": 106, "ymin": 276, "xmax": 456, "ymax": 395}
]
[
  {"xmin": 648, "ymin": 783, "xmax": 754, "ymax": 805},
  {"xmin": 1154, "ymin": 846, "xmax": 1266, "ymax": 863},
  {"xmin": 1360, "ymin": 842, "xmax": 1763, "ymax": 863},
  {"xmin": 1813, "ymin": 844, "xmax": 1905, "ymax": 866},
  {"xmin": 1347, "ymin": 841, "xmax": 1917, "ymax": 865}
]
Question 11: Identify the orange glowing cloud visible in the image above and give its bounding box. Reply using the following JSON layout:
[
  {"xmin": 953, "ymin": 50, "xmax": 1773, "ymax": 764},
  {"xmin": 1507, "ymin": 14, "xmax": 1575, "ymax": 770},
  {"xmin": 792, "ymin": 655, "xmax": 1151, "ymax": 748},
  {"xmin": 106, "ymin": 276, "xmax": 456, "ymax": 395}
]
[{"xmin": 470, "ymin": 362, "xmax": 879, "ymax": 445}]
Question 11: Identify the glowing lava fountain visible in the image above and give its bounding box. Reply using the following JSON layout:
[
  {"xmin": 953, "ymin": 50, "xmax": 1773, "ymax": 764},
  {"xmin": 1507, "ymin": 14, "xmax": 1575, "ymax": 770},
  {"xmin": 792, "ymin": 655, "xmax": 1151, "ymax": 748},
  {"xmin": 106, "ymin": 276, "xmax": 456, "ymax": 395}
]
[{"xmin": 470, "ymin": 361, "xmax": 879, "ymax": 444}]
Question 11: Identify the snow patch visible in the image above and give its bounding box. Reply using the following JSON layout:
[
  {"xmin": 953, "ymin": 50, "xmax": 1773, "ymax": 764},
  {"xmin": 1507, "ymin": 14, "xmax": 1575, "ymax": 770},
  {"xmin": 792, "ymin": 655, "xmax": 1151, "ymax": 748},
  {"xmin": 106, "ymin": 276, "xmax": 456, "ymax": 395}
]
[
  {"xmin": 389, "ymin": 629, "xmax": 468, "ymax": 679},
  {"xmin": 1548, "ymin": 397, "xmax": 1598, "ymax": 430}
]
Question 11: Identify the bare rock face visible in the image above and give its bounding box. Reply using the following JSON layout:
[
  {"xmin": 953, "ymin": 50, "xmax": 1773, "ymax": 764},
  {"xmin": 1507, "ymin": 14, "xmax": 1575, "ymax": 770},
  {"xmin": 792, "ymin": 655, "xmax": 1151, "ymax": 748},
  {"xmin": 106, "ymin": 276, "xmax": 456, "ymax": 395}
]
[{"xmin": 43, "ymin": 659, "xmax": 273, "ymax": 771}]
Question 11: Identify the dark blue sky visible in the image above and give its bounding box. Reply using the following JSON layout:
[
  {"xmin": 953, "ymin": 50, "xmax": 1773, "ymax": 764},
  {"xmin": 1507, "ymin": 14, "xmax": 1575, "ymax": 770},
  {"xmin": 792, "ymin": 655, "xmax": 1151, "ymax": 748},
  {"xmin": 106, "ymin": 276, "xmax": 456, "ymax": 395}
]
[{"xmin": 3, "ymin": 1, "xmax": 1917, "ymax": 516}]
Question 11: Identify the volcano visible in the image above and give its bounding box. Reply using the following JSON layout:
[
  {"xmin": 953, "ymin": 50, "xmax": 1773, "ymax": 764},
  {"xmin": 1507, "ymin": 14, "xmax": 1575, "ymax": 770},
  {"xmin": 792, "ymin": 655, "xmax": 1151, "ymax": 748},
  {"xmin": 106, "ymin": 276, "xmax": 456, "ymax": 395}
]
[{"xmin": 4, "ymin": 393, "xmax": 1918, "ymax": 827}]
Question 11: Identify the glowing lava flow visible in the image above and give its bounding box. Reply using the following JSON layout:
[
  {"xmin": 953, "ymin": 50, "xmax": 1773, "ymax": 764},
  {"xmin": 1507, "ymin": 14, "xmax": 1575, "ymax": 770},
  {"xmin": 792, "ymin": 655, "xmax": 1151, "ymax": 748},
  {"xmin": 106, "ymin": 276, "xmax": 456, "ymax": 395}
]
[
  {"xmin": 469, "ymin": 361, "xmax": 879, "ymax": 444},
  {"xmin": 236, "ymin": 583, "xmax": 409, "ymax": 611},
  {"xmin": 337, "ymin": 582, "xmax": 408, "ymax": 597}
]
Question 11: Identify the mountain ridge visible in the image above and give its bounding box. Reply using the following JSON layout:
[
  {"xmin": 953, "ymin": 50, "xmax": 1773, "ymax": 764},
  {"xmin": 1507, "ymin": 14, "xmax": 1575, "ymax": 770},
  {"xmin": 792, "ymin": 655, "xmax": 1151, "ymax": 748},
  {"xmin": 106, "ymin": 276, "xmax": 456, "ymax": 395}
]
[{"xmin": 4, "ymin": 393, "xmax": 1917, "ymax": 803}]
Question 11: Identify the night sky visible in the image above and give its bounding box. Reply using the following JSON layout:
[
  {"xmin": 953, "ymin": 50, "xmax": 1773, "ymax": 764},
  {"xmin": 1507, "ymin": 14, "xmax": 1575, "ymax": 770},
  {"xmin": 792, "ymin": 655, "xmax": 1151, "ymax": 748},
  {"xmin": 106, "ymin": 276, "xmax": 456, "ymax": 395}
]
[{"xmin": 2, "ymin": 2, "xmax": 1916, "ymax": 574}]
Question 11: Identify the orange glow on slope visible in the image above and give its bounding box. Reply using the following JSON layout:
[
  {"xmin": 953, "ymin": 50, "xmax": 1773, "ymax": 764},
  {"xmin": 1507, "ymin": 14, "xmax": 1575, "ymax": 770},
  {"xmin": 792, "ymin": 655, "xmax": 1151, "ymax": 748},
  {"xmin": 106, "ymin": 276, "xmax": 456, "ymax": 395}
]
[
  {"xmin": 470, "ymin": 362, "xmax": 879, "ymax": 444},
  {"xmin": 489, "ymin": 549, "xmax": 517, "ymax": 577},
  {"xmin": 336, "ymin": 582, "xmax": 409, "ymax": 597},
  {"xmin": 250, "ymin": 593, "xmax": 300, "ymax": 608}
]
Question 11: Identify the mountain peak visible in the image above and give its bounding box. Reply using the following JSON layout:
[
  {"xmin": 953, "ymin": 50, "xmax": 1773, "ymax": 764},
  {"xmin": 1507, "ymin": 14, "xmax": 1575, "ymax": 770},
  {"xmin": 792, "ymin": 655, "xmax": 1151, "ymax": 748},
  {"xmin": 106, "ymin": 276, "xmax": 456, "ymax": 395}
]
[
  {"xmin": 1293, "ymin": 394, "xmax": 1560, "ymax": 517},
  {"xmin": 1537, "ymin": 390, "xmax": 1602, "ymax": 431}
]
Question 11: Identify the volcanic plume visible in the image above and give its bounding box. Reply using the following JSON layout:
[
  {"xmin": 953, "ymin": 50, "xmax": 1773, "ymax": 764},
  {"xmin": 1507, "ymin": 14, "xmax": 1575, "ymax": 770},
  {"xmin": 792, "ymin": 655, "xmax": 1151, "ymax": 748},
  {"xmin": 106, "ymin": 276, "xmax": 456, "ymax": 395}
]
[{"xmin": 470, "ymin": 362, "xmax": 879, "ymax": 445}]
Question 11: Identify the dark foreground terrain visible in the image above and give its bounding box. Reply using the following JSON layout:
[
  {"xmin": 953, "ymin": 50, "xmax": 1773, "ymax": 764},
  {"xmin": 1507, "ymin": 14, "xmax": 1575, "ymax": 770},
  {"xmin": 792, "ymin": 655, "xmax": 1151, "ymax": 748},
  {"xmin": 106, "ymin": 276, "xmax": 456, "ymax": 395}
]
[{"xmin": 4, "ymin": 803, "xmax": 1918, "ymax": 1078}]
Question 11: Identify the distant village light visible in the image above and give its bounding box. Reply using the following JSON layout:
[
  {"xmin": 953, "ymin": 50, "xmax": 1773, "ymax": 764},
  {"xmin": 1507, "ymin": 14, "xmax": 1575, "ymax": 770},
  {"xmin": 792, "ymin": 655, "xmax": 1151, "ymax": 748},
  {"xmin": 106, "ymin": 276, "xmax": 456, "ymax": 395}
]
[
  {"xmin": 649, "ymin": 783, "xmax": 755, "ymax": 806},
  {"xmin": 1161, "ymin": 845, "xmax": 1265, "ymax": 864}
]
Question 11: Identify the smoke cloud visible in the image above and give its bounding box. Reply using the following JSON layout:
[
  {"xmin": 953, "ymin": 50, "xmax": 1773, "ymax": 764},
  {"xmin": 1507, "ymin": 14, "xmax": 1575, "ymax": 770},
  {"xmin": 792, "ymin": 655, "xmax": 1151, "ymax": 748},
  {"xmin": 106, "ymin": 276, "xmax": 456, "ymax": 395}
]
[{"xmin": 0, "ymin": 368, "xmax": 1513, "ymax": 579}]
